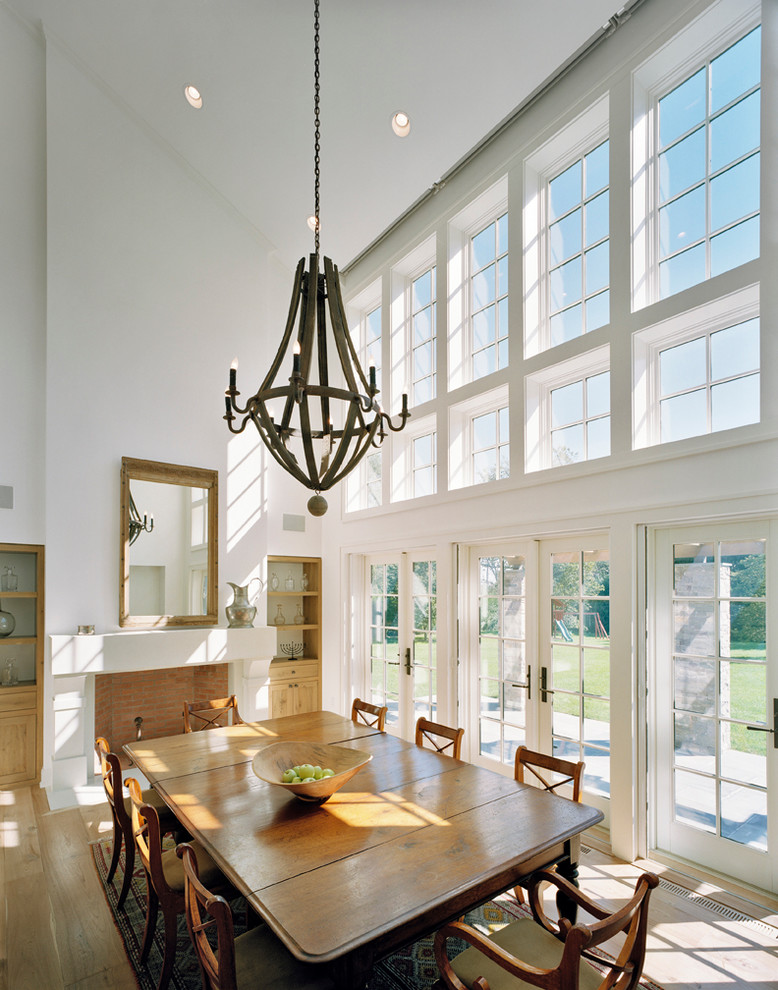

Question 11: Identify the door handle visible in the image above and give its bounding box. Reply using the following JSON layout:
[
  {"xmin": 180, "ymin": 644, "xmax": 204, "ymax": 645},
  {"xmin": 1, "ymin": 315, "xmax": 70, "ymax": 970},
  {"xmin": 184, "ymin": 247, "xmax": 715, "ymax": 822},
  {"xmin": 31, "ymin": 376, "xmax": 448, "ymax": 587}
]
[
  {"xmin": 404, "ymin": 647, "xmax": 412, "ymax": 675},
  {"xmin": 511, "ymin": 665, "xmax": 531, "ymax": 700},
  {"xmin": 746, "ymin": 699, "xmax": 778, "ymax": 748},
  {"xmin": 540, "ymin": 666, "xmax": 554, "ymax": 703}
]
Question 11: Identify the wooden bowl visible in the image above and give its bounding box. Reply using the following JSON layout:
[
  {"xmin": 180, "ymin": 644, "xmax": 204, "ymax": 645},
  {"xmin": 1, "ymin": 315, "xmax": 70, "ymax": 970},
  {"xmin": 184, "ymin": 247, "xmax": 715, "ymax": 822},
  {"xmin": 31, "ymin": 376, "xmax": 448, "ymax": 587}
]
[{"xmin": 252, "ymin": 740, "xmax": 372, "ymax": 803}]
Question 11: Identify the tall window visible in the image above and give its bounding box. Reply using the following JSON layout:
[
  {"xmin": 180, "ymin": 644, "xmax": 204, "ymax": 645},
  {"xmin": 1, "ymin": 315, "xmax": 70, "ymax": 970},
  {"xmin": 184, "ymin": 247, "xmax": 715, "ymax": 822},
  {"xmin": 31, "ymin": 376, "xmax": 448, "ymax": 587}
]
[
  {"xmin": 658, "ymin": 318, "xmax": 759, "ymax": 442},
  {"xmin": 412, "ymin": 267, "xmax": 436, "ymax": 405},
  {"xmin": 473, "ymin": 407, "xmax": 509, "ymax": 484},
  {"xmin": 471, "ymin": 214, "xmax": 508, "ymax": 379},
  {"xmin": 657, "ymin": 27, "xmax": 760, "ymax": 299},
  {"xmin": 548, "ymin": 141, "xmax": 610, "ymax": 346},
  {"xmin": 412, "ymin": 432, "xmax": 436, "ymax": 498},
  {"xmin": 346, "ymin": 450, "xmax": 382, "ymax": 512},
  {"xmin": 551, "ymin": 372, "xmax": 610, "ymax": 466},
  {"xmin": 359, "ymin": 305, "xmax": 382, "ymax": 388}
]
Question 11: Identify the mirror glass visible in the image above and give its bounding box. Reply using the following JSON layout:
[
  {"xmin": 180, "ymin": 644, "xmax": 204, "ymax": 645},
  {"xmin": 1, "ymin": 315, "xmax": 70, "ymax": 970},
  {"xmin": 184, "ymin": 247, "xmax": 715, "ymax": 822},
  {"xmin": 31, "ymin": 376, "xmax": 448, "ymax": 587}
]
[{"xmin": 120, "ymin": 457, "xmax": 218, "ymax": 627}]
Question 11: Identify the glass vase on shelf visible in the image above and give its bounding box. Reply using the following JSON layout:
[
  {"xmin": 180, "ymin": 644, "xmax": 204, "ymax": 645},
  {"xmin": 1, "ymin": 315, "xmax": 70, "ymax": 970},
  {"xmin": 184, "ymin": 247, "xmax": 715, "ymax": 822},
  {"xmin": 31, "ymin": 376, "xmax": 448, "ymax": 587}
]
[
  {"xmin": 285, "ymin": 575, "xmax": 295, "ymax": 591},
  {"xmin": 270, "ymin": 572, "xmax": 279, "ymax": 591},
  {"xmin": 301, "ymin": 572, "xmax": 309, "ymax": 592},
  {"xmin": 1, "ymin": 567, "xmax": 18, "ymax": 592},
  {"xmin": 2, "ymin": 658, "xmax": 18, "ymax": 686},
  {"xmin": 273, "ymin": 604, "xmax": 286, "ymax": 626},
  {"xmin": 294, "ymin": 603, "xmax": 304, "ymax": 625}
]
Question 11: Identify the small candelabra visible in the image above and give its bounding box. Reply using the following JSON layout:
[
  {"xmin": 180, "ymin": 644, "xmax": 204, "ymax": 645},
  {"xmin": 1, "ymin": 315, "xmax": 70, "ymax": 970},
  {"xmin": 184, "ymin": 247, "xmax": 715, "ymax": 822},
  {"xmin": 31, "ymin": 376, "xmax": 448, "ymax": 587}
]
[{"xmin": 280, "ymin": 642, "xmax": 304, "ymax": 661}]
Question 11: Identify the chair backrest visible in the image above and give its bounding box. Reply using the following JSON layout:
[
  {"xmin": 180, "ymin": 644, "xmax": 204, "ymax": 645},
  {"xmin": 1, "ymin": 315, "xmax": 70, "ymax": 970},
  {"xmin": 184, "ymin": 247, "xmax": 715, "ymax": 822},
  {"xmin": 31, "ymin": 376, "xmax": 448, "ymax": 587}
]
[
  {"xmin": 177, "ymin": 842, "xmax": 238, "ymax": 990},
  {"xmin": 514, "ymin": 746, "xmax": 585, "ymax": 802},
  {"xmin": 95, "ymin": 736, "xmax": 131, "ymax": 824},
  {"xmin": 351, "ymin": 697, "xmax": 388, "ymax": 732},
  {"xmin": 183, "ymin": 695, "xmax": 243, "ymax": 733},
  {"xmin": 415, "ymin": 717, "xmax": 464, "ymax": 760},
  {"xmin": 554, "ymin": 872, "xmax": 659, "ymax": 990},
  {"xmin": 127, "ymin": 776, "xmax": 168, "ymax": 894}
]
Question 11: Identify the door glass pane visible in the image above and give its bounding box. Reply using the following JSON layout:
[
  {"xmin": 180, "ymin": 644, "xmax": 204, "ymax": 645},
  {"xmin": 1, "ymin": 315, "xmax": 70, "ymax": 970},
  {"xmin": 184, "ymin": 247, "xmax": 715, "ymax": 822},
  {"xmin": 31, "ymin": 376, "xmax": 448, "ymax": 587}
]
[
  {"xmin": 669, "ymin": 536, "xmax": 769, "ymax": 849},
  {"xmin": 674, "ymin": 769, "xmax": 716, "ymax": 833},
  {"xmin": 721, "ymin": 782, "xmax": 767, "ymax": 851},
  {"xmin": 478, "ymin": 554, "xmax": 528, "ymax": 766},
  {"xmin": 549, "ymin": 549, "xmax": 610, "ymax": 798},
  {"xmin": 412, "ymin": 560, "xmax": 437, "ymax": 721}
]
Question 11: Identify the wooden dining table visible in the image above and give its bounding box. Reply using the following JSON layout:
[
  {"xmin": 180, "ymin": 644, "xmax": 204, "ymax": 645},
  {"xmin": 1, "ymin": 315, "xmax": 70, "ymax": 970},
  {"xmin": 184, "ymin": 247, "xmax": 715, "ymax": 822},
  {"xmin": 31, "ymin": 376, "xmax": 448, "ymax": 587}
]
[{"xmin": 125, "ymin": 710, "xmax": 603, "ymax": 989}]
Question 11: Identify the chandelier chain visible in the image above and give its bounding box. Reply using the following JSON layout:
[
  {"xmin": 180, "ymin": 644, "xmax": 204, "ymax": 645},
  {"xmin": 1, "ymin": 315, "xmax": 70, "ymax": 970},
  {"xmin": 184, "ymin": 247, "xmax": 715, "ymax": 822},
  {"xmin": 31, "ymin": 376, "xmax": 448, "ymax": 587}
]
[{"xmin": 313, "ymin": 0, "xmax": 321, "ymax": 256}]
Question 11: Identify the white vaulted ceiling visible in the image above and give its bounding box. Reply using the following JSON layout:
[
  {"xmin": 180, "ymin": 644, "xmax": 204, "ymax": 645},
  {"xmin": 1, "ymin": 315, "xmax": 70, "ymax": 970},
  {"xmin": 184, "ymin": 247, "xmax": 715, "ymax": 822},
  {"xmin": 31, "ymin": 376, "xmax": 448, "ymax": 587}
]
[{"xmin": 7, "ymin": 0, "xmax": 623, "ymax": 269}]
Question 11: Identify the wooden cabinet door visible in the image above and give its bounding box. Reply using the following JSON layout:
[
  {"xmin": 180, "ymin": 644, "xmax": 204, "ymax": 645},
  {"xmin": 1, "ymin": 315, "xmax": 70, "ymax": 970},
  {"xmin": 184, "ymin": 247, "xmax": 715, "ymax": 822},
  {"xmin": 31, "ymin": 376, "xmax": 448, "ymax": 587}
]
[
  {"xmin": 0, "ymin": 711, "xmax": 37, "ymax": 786},
  {"xmin": 269, "ymin": 681, "xmax": 294, "ymax": 719},
  {"xmin": 294, "ymin": 678, "xmax": 320, "ymax": 715}
]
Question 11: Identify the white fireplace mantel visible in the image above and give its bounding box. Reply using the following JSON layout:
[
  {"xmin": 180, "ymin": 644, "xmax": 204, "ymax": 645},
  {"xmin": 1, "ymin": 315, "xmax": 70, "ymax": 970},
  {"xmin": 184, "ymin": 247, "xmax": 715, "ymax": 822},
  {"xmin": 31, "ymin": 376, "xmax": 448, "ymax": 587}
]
[
  {"xmin": 50, "ymin": 626, "xmax": 276, "ymax": 677},
  {"xmin": 46, "ymin": 626, "xmax": 276, "ymax": 804}
]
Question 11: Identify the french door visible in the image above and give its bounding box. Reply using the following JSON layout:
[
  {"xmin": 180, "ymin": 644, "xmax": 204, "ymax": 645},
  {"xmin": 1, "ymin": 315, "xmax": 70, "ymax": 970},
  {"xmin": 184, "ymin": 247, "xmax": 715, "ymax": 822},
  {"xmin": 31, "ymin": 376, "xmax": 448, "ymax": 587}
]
[
  {"xmin": 467, "ymin": 537, "xmax": 610, "ymax": 821},
  {"xmin": 653, "ymin": 521, "xmax": 777, "ymax": 891},
  {"xmin": 366, "ymin": 552, "xmax": 439, "ymax": 738}
]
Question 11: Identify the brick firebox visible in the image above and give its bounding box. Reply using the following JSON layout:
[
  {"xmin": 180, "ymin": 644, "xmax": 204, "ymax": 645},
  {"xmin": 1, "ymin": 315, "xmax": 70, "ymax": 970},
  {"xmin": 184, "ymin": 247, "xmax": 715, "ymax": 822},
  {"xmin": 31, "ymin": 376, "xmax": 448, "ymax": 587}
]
[{"xmin": 95, "ymin": 664, "xmax": 229, "ymax": 765}]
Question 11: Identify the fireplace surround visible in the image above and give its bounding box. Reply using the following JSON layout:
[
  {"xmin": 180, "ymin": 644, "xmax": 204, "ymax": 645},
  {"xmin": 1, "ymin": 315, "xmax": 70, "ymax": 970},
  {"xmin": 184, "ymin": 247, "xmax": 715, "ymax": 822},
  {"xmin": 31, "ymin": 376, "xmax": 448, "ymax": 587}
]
[{"xmin": 47, "ymin": 626, "xmax": 275, "ymax": 801}]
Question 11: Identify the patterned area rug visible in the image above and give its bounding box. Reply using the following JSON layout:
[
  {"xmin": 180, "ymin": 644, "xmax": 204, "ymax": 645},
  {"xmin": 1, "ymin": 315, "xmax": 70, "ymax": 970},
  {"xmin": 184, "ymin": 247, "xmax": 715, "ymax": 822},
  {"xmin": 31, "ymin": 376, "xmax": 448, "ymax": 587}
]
[{"xmin": 91, "ymin": 838, "xmax": 664, "ymax": 989}]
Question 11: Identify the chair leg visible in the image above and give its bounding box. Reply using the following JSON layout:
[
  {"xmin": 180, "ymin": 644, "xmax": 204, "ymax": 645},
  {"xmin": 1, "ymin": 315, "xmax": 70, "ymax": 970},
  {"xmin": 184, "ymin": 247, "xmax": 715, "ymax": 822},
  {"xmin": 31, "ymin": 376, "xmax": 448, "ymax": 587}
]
[
  {"xmin": 117, "ymin": 825, "xmax": 135, "ymax": 910},
  {"xmin": 157, "ymin": 905, "xmax": 179, "ymax": 990},
  {"xmin": 514, "ymin": 884, "xmax": 526, "ymax": 904},
  {"xmin": 140, "ymin": 875, "xmax": 159, "ymax": 965},
  {"xmin": 105, "ymin": 812, "xmax": 122, "ymax": 885}
]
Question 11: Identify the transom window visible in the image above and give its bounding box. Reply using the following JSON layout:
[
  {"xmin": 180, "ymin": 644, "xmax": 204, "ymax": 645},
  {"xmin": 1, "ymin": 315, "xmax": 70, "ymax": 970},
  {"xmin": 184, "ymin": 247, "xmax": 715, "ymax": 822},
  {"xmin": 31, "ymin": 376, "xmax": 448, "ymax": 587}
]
[
  {"xmin": 346, "ymin": 450, "xmax": 382, "ymax": 512},
  {"xmin": 471, "ymin": 214, "xmax": 508, "ymax": 379},
  {"xmin": 411, "ymin": 267, "xmax": 436, "ymax": 405},
  {"xmin": 548, "ymin": 141, "xmax": 609, "ymax": 346},
  {"xmin": 657, "ymin": 26, "xmax": 761, "ymax": 299},
  {"xmin": 659, "ymin": 318, "xmax": 760, "ymax": 443},
  {"xmin": 551, "ymin": 372, "xmax": 610, "ymax": 466},
  {"xmin": 473, "ymin": 407, "xmax": 509, "ymax": 484}
]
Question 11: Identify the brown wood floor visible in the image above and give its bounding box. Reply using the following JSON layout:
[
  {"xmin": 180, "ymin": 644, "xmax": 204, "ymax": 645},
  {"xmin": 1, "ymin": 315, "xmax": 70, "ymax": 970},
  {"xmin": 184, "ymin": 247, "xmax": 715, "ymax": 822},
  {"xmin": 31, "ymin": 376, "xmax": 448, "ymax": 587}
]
[{"xmin": 1, "ymin": 785, "xmax": 776, "ymax": 989}]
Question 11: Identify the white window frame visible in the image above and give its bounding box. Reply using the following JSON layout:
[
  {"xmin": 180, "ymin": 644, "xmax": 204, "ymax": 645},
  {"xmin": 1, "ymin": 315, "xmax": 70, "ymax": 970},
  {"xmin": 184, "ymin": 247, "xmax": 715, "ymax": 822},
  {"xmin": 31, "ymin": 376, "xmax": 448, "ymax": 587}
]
[
  {"xmin": 524, "ymin": 96, "xmax": 609, "ymax": 358},
  {"xmin": 525, "ymin": 345, "xmax": 610, "ymax": 473},
  {"xmin": 631, "ymin": 0, "xmax": 761, "ymax": 311},
  {"xmin": 391, "ymin": 235, "xmax": 437, "ymax": 412},
  {"xmin": 449, "ymin": 383, "xmax": 510, "ymax": 491},
  {"xmin": 632, "ymin": 282, "xmax": 759, "ymax": 449},
  {"xmin": 390, "ymin": 412, "xmax": 437, "ymax": 503},
  {"xmin": 448, "ymin": 177, "xmax": 509, "ymax": 391}
]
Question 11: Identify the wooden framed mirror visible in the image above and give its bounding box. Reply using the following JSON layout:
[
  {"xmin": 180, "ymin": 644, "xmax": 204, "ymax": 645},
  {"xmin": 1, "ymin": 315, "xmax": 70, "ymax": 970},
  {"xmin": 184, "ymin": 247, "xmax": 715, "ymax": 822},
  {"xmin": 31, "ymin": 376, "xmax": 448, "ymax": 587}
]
[{"xmin": 120, "ymin": 457, "xmax": 218, "ymax": 627}]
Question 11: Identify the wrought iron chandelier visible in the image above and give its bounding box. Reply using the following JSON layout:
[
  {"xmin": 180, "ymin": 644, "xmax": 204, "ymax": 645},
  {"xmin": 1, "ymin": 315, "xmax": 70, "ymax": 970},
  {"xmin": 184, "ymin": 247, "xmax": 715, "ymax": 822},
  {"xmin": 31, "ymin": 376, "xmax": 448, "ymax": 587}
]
[
  {"xmin": 224, "ymin": 0, "xmax": 410, "ymax": 516},
  {"xmin": 128, "ymin": 490, "xmax": 154, "ymax": 545}
]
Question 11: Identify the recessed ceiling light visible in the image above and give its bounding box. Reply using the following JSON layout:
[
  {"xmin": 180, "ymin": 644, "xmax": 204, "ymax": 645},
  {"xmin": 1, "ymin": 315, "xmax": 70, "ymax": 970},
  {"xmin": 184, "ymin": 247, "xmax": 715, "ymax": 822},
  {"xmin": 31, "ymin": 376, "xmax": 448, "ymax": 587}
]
[
  {"xmin": 184, "ymin": 84, "xmax": 203, "ymax": 109},
  {"xmin": 391, "ymin": 111, "xmax": 411, "ymax": 137}
]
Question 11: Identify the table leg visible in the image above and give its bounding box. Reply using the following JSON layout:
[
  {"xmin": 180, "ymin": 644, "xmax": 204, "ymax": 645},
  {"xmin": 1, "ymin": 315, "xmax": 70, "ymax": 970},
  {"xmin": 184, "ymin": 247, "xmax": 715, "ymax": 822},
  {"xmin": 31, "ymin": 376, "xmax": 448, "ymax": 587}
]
[
  {"xmin": 328, "ymin": 949, "xmax": 375, "ymax": 990},
  {"xmin": 555, "ymin": 837, "xmax": 581, "ymax": 924}
]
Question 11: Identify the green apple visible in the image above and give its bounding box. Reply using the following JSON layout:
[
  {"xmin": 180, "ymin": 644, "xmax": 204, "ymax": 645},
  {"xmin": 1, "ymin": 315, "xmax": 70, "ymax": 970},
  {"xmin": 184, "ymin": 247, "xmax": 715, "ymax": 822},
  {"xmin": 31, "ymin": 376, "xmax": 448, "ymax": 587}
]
[
  {"xmin": 301, "ymin": 776, "xmax": 316, "ymax": 783},
  {"xmin": 296, "ymin": 764, "xmax": 316, "ymax": 779},
  {"xmin": 322, "ymin": 768, "xmax": 335, "ymax": 777},
  {"xmin": 281, "ymin": 768, "xmax": 297, "ymax": 783}
]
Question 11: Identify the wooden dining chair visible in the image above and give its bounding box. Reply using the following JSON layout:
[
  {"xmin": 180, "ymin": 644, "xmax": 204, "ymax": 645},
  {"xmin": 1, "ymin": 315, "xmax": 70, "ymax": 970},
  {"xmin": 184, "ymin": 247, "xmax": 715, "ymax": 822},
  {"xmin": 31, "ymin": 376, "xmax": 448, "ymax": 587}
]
[
  {"xmin": 434, "ymin": 869, "xmax": 659, "ymax": 990},
  {"xmin": 415, "ymin": 716, "xmax": 464, "ymax": 760},
  {"xmin": 127, "ymin": 777, "xmax": 236, "ymax": 990},
  {"xmin": 351, "ymin": 697, "xmax": 388, "ymax": 731},
  {"xmin": 513, "ymin": 746, "xmax": 586, "ymax": 905},
  {"xmin": 176, "ymin": 843, "xmax": 335, "ymax": 990},
  {"xmin": 183, "ymin": 694, "xmax": 243, "ymax": 732},
  {"xmin": 94, "ymin": 737, "xmax": 180, "ymax": 909}
]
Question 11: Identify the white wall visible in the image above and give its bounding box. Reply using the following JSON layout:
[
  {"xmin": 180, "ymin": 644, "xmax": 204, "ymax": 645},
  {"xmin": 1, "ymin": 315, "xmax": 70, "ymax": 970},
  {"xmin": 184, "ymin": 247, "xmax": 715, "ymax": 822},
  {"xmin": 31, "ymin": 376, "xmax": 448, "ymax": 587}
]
[
  {"xmin": 0, "ymin": 6, "xmax": 46, "ymax": 542},
  {"xmin": 0, "ymin": 16, "xmax": 324, "ymax": 787}
]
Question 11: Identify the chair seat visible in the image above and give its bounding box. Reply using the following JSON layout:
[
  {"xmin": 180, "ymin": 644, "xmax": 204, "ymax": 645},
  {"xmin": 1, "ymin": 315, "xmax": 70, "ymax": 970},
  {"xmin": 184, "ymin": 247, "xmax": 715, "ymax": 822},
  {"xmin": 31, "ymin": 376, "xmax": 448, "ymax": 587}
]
[
  {"xmin": 234, "ymin": 924, "xmax": 334, "ymax": 990},
  {"xmin": 448, "ymin": 917, "xmax": 603, "ymax": 990},
  {"xmin": 161, "ymin": 840, "xmax": 223, "ymax": 894},
  {"xmin": 123, "ymin": 788, "xmax": 178, "ymax": 830}
]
